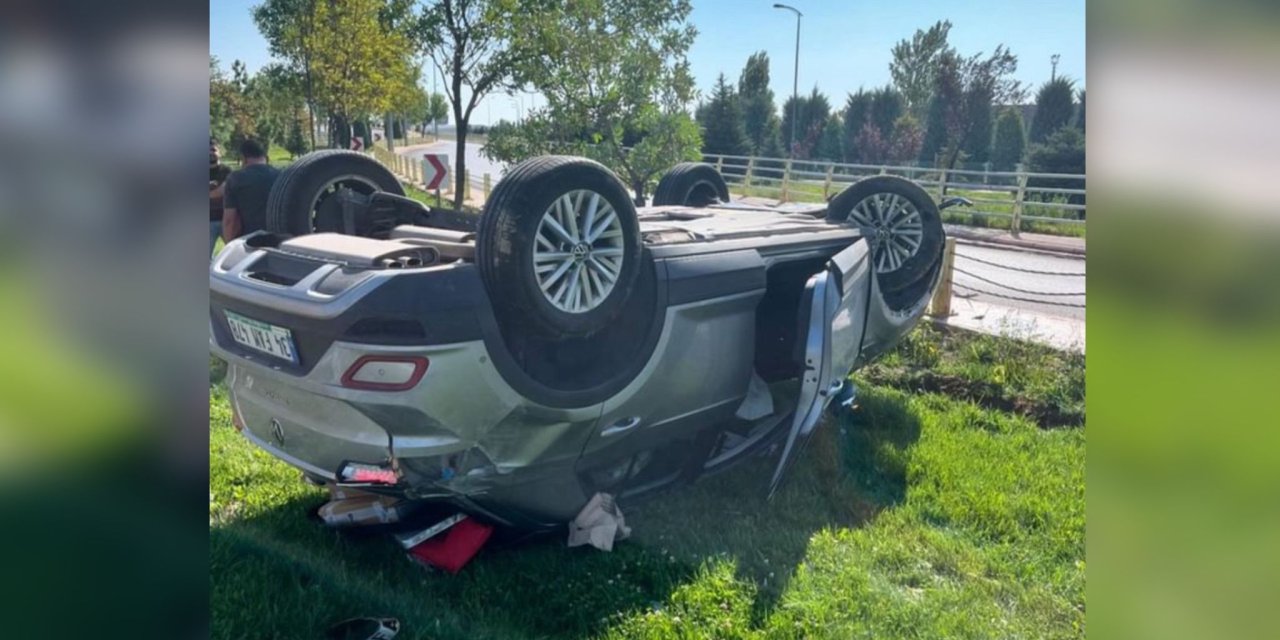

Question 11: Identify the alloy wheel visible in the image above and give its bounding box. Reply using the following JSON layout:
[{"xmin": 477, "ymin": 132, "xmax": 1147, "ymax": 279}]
[{"xmin": 532, "ymin": 189, "xmax": 625, "ymax": 313}]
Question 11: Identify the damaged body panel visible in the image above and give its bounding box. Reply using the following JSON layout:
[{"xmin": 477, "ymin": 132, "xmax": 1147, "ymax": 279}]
[{"xmin": 211, "ymin": 154, "xmax": 943, "ymax": 530}]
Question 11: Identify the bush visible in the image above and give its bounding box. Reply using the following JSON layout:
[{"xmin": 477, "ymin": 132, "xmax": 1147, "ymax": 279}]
[
  {"xmin": 1026, "ymin": 127, "xmax": 1085, "ymax": 217},
  {"xmin": 990, "ymin": 108, "xmax": 1026, "ymax": 170}
]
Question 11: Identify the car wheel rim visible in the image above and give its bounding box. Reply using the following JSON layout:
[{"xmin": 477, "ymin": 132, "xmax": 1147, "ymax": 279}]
[
  {"xmin": 309, "ymin": 175, "xmax": 381, "ymax": 229},
  {"xmin": 847, "ymin": 193, "xmax": 924, "ymax": 273},
  {"xmin": 687, "ymin": 181, "xmax": 720, "ymax": 206},
  {"xmin": 533, "ymin": 189, "xmax": 625, "ymax": 313}
]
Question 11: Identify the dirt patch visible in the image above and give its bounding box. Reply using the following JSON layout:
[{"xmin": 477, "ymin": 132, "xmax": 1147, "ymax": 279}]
[{"xmin": 862, "ymin": 368, "xmax": 1084, "ymax": 428}]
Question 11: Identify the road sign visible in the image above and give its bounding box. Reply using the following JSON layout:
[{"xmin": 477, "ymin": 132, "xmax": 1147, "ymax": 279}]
[
  {"xmin": 422, "ymin": 154, "xmax": 449, "ymax": 190},
  {"xmin": 350, "ymin": 136, "xmax": 364, "ymax": 152}
]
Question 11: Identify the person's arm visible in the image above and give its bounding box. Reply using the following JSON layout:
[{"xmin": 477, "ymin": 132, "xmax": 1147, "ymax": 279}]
[
  {"xmin": 210, "ymin": 181, "xmax": 224, "ymax": 200},
  {"xmin": 221, "ymin": 174, "xmax": 240, "ymax": 241},
  {"xmin": 222, "ymin": 207, "xmax": 241, "ymax": 242}
]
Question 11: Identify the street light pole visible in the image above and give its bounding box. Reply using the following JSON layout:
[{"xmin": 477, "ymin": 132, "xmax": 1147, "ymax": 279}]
[
  {"xmin": 1051, "ymin": 54, "xmax": 1061, "ymax": 81},
  {"xmin": 773, "ymin": 4, "xmax": 802, "ymax": 157}
]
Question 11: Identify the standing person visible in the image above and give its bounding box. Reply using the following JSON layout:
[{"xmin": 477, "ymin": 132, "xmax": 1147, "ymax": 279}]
[
  {"xmin": 221, "ymin": 138, "xmax": 281, "ymax": 242},
  {"xmin": 209, "ymin": 139, "xmax": 233, "ymax": 256}
]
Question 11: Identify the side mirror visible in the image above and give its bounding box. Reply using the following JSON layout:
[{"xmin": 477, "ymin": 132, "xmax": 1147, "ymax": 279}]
[{"xmin": 939, "ymin": 196, "xmax": 973, "ymax": 210}]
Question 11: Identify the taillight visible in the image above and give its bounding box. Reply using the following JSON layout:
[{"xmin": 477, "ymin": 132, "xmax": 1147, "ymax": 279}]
[
  {"xmin": 340, "ymin": 355, "xmax": 428, "ymax": 391},
  {"xmin": 339, "ymin": 462, "xmax": 399, "ymax": 485}
]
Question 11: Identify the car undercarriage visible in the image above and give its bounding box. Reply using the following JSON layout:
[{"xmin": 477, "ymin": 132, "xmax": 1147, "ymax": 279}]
[{"xmin": 211, "ymin": 153, "xmax": 944, "ymax": 529}]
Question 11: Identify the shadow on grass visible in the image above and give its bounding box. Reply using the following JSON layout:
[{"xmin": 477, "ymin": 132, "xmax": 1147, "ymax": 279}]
[{"xmin": 210, "ymin": 388, "xmax": 922, "ymax": 639}]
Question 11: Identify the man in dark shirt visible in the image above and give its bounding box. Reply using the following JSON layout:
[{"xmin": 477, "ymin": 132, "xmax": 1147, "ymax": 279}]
[
  {"xmin": 222, "ymin": 138, "xmax": 281, "ymax": 242},
  {"xmin": 209, "ymin": 140, "xmax": 233, "ymax": 256}
]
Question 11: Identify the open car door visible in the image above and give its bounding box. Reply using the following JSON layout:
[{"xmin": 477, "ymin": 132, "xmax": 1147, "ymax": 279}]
[{"xmin": 767, "ymin": 239, "xmax": 874, "ymax": 497}]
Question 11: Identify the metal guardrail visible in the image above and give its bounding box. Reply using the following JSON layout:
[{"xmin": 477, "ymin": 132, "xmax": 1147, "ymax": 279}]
[{"xmin": 702, "ymin": 153, "xmax": 1085, "ymax": 237}]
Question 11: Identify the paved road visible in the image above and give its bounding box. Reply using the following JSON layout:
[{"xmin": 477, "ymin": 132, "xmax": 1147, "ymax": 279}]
[
  {"xmin": 397, "ymin": 140, "xmax": 506, "ymax": 184},
  {"xmin": 949, "ymin": 242, "xmax": 1086, "ymax": 320},
  {"xmin": 392, "ymin": 143, "xmax": 1086, "ymax": 321}
]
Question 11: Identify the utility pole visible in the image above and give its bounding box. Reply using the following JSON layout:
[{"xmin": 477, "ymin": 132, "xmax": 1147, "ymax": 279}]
[
  {"xmin": 1051, "ymin": 54, "xmax": 1061, "ymax": 81},
  {"xmin": 433, "ymin": 57, "xmax": 440, "ymax": 141},
  {"xmin": 774, "ymin": 4, "xmax": 802, "ymax": 157}
]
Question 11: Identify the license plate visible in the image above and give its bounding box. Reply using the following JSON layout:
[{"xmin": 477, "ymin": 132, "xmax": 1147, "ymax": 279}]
[{"xmin": 225, "ymin": 311, "xmax": 298, "ymax": 364}]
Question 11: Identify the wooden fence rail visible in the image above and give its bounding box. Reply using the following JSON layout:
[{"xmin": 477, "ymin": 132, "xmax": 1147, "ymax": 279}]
[{"xmin": 702, "ymin": 152, "xmax": 1085, "ymax": 237}]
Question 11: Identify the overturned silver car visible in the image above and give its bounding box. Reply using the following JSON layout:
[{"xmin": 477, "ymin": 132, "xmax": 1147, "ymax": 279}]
[{"xmin": 210, "ymin": 152, "xmax": 945, "ymax": 530}]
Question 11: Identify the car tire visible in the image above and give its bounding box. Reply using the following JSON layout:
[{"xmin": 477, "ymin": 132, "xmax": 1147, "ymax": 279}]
[
  {"xmin": 265, "ymin": 150, "xmax": 404, "ymax": 236},
  {"xmin": 476, "ymin": 156, "xmax": 642, "ymax": 338},
  {"xmin": 651, "ymin": 162, "xmax": 730, "ymax": 207},
  {"xmin": 826, "ymin": 175, "xmax": 944, "ymax": 292}
]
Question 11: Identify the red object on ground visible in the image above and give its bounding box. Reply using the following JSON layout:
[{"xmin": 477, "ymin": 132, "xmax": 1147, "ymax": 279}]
[{"xmin": 406, "ymin": 517, "xmax": 493, "ymax": 574}]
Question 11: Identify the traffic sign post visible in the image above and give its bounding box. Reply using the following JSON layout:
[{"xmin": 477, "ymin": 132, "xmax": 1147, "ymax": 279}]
[{"xmin": 421, "ymin": 153, "xmax": 449, "ymax": 206}]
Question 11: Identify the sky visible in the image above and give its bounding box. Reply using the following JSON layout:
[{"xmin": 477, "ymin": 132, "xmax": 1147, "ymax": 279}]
[{"xmin": 210, "ymin": 0, "xmax": 1085, "ymax": 126}]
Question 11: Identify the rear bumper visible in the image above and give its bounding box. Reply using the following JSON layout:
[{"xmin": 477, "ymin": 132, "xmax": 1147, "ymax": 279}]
[{"xmin": 213, "ymin": 332, "xmax": 602, "ymax": 526}]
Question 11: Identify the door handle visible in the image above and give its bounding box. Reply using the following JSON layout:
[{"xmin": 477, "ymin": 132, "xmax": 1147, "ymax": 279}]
[{"xmin": 601, "ymin": 416, "xmax": 641, "ymax": 437}]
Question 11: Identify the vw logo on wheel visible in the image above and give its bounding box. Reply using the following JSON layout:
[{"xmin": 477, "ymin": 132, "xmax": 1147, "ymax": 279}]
[{"xmin": 270, "ymin": 418, "xmax": 285, "ymax": 446}]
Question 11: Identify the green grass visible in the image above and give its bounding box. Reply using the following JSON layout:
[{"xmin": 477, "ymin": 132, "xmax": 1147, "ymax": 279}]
[
  {"xmin": 859, "ymin": 323, "xmax": 1086, "ymax": 427},
  {"xmin": 210, "ymin": 327, "xmax": 1084, "ymax": 638}
]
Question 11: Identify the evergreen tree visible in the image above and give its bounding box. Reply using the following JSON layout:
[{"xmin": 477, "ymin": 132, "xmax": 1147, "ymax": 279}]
[
  {"xmin": 285, "ymin": 116, "xmax": 309, "ymax": 157},
  {"xmin": 699, "ymin": 73, "xmax": 749, "ymax": 156},
  {"xmin": 1075, "ymin": 89, "xmax": 1086, "ymax": 133},
  {"xmin": 781, "ymin": 88, "xmax": 831, "ymax": 158},
  {"xmin": 961, "ymin": 86, "xmax": 993, "ymax": 164},
  {"xmin": 869, "ymin": 86, "xmax": 905, "ymax": 138},
  {"xmin": 817, "ymin": 115, "xmax": 844, "ymax": 162},
  {"xmin": 990, "ymin": 108, "xmax": 1026, "ymax": 169},
  {"xmin": 841, "ymin": 90, "xmax": 873, "ymax": 161},
  {"xmin": 1030, "ymin": 77, "xmax": 1076, "ymax": 143},
  {"xmin": 737, "ymin": 51, "xmax": 782, "ymax": 155},
  {"xmin": 919, "ymin": 94, "xmax": 947, "ymax": 163}
]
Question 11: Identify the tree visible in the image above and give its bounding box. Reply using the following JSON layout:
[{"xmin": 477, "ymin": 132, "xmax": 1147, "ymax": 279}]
[
  {"xmin": 990, "ymin": 108, "xmax": 1026, "ymax": 169},
  {"xmin": 888, "ymin": 114, "xmax": 924, "ymax": 164},
  {"xmin": 869, "ymin": 86, "xmax": 905, "ymax": 138},
  {"xmin": 917, "ymin": 50, "xmax": 960, "ymax": 165},
  {"xmin": 781, "ymin": 88, "xmax": 831, "ymax": 159},
  {"xmin": 841, "ymin": 89, "xmax": 872, "ymax": 161},
  {"xmin": 209, "ymin": 56, "xmax": 240, "ymax": 146},
  {"xmin": 210, "ymin": 57, "xmax": 264, "ymax": 158},
  {"xmin": 1075, "ymin": 89, "xmax": 1086, "ymax": 133},
  {"xmin": 253, "ymin": 0, "xmax": 323, "ymax": 149},
  {"xmin": 422, "ymin": 0, "xmax": 542, "ymax": 209},
  {"xmin": 1030, "ymin": 77, "xmax": 1076, "ymax": 143},
  {"xmin": 485, "ymin": 0, "xmax": 701, "ymax": 204},
  {"xmin": 285, "ymin": 117, "xmax": 309, "ymax": 158},
  {"xmin": 889, "ymin": 20, "xmax": 954, "ymax": 117},
  {"xmin": 919, "ymin": 47, "xmax": 1025, "ymax": 171},
  {"xmin": 699, "ymin": 74, "xmax": 749, "ymax": 156},
  {"xmin": 429, "ymin": 92, "xmax": 450, "ymax": 125},
  {"xmin": 854, "ymin": 122, "xmax": 890, "ymax": 164},
  {"xmin": 817, "ymin": 115, "xmax": 844, "ymax": 162},
  {"xmin": 961, "ymin": 85, "xmax": 993, "ymax": 164},
  {"xmin": 246, "ymin": 63, "xmax": 307, "ymax": 151},
  {"xmin": 306, "ymin": 0, "xmax": 416, "ymax": 147},
  {"xmin": 738, "ymin": 51, "xmax": 781, "ymax": 155}
]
